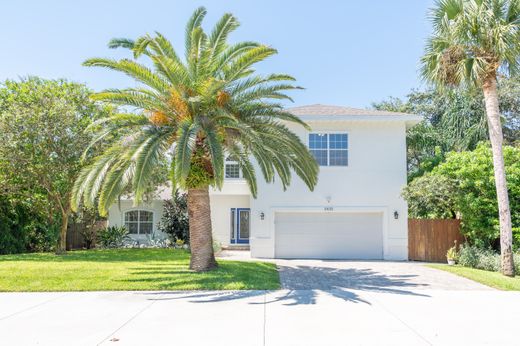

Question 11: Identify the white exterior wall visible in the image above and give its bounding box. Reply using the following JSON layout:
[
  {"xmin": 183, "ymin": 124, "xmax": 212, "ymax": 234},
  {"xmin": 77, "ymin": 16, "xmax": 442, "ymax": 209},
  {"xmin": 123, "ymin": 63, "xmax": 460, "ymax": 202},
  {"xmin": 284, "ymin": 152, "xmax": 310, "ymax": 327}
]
[
  {"xmin": 107, "ymin": 200, "xmax": 167, "ymax": 242},
  {"xmin": 250, "ymin": 120, "xmax": 409, "ymax": 260},
  {"xmin": 209, "ymin": 194, "xmax": 250, "ymax": 246},
  {"xmin": 106, "ymin": 116, "xmax": 415, "ymax": 258}
]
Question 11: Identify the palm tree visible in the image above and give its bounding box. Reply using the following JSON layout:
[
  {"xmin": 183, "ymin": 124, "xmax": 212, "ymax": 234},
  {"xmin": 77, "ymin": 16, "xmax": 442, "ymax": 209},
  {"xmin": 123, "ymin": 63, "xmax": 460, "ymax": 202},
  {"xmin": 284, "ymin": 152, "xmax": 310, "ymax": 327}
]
[
  {"xmin": 71, "ymin": 7, "xmax": 319, "ymax": 271},
  {"xmin": 421, "ymin": 0, "xmax": 520, "ymax": 276}
]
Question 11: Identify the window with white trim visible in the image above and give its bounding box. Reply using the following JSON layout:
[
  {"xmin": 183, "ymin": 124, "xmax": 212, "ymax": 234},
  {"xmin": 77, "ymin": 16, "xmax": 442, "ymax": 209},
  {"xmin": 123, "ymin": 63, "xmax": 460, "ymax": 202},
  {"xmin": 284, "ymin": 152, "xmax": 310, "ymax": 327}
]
[
  {"xmin": 225, "ymin": 156, "xmax": 241, "ymax": 179},
  {"xmin": 309, "ymin": 133, "xmax": 348, "ymax": 166},
  {"xmin": 124, "ymin": 210, "xmax": 153, "ymax": 234}
]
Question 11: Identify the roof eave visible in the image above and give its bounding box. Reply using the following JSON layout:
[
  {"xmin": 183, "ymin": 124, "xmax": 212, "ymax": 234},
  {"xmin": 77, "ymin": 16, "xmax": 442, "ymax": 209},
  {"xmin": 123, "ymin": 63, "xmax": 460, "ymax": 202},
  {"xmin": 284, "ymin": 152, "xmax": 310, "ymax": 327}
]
[{"xmin": 295, "ymin": 114, "xmax": 423, "ymax": 123}]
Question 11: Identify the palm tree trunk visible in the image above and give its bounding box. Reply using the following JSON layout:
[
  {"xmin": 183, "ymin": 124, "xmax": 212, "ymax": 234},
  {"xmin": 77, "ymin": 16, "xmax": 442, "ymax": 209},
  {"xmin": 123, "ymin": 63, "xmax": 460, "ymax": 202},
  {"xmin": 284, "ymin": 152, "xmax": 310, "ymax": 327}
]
[
  {"xmin": 187, "ymin": 187, "xmax": 217, "ymax": 271},
  {"xmin": 482, "ymin": 76, "xmax": 514, "ymax": 277}
]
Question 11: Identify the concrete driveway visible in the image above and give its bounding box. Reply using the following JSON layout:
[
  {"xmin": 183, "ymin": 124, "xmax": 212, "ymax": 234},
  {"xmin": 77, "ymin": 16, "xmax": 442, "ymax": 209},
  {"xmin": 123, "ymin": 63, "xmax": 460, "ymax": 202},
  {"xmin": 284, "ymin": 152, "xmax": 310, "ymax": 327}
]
[
  {"xmin": 0, "ymin": 259, "xmax": 518, "ymax": 346},
  {"xmin": 275, "ymin": 259, "xmax": 490, "ymax": 290}
]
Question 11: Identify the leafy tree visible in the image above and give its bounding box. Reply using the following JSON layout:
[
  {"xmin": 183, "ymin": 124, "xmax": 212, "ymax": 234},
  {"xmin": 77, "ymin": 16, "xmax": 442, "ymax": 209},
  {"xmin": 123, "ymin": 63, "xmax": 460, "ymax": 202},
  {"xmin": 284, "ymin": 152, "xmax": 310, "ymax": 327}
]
[
  {"xmin": 373, "ymin": 78, "xmax": 520, "ymax": 178},
  {"xmin": 157, "ymin": 191, "xmax": 189, "ymax": 243},
  {"xmin": 72, "ymin": 7, "xmax": 319, "ymax": 271},
  {"xmin": 440, "ymin": 144, "xmax": 519, "ymax": 247},
  {"xmin": 402, "ymin": 174, "xmax": 458, "ymax": 219},
  {"xmin": 0, "ymin": 77, "xmax": 111, "ymax": 253},
  {"xmin": 421, "ymin": 0, "xmax": 520, "ymax": 276}
]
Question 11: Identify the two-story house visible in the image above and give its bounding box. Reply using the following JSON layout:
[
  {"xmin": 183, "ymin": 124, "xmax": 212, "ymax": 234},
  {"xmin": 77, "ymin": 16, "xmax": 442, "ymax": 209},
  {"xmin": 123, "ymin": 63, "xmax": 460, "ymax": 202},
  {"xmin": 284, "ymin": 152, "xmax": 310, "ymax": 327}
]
[{"xmin": 107, "ymin": 104, "xmax": 422, "ymax": 260}]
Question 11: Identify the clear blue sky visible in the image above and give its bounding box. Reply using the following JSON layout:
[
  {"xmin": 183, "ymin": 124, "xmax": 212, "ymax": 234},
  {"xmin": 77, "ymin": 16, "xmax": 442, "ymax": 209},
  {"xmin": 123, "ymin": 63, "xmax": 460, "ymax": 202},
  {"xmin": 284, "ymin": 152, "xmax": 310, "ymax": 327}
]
[{"xmin": 0, "ymin": 1, "xmax": 434, "ymax": 108}]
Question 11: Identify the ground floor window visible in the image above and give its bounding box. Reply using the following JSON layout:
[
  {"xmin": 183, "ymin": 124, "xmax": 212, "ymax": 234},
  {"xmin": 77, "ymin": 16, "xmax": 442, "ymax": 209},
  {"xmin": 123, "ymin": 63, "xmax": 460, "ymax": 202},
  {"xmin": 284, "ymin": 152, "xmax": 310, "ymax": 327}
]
[{"xmin": 124, "ymin": 210, "xmax": 153, "ymax": 235}]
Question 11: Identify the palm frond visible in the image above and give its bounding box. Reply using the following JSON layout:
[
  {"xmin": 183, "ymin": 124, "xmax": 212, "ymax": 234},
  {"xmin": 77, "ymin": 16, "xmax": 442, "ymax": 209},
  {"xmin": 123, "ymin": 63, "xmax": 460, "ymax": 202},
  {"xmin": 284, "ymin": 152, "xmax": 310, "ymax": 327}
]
[
  {"xmin": 185, "ymin": 7, "xmax": 207, "ymax": 61},
  {"xmin": 83, "ymin": 58, "xmax": 171, "ymax": 93},
  {"xmin": 174, "ymin": 121, "xmax": 199, "ymax": 185}
]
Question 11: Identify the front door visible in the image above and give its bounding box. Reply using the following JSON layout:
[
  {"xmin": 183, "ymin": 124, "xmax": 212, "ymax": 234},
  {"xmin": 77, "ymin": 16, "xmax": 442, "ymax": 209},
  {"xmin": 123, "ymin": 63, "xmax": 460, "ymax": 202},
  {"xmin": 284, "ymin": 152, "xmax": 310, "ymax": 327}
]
[{"xmin": 230, "ymin": 208, "xmax": 250, "ymax": 244}]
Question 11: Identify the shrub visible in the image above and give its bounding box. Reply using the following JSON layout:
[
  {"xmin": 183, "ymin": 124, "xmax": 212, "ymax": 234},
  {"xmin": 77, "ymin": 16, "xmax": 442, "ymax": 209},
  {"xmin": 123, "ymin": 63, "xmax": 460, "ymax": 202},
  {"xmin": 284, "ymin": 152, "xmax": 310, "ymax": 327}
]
[
  {"xmin": 157, "ymin": 191, "xmax": 189, "ymax": 243},
  {"xmin": 97, "ymin": 226, "xmax": 129, "ymax": 248},
  {"xmin": 434, "ymin": 144, "xmax": 520, "ymax": 248},
  {"xmin": 0, "ymin": 195, "xmax": 57, "ymax": 254},
  {"xmin": 402, "ymin": 174, "xmax": 458, "ymax": 219},
  {"xmin": 458, "ymin": 244, "xmax": 501, "ymax": 272},
  {"xmin": 513, "ymin": 228, "xmax": 520, "ymax": 251},
  {"xmin": 405, "ymin": 144, "xmax": 520, "ymax": 248},
  {"xmin": 457, "ymin": 244, "xmax": 480, "ymax": 268},
  {"xmin": 514, "ymin": 253, "xmax": 520, "ymax": 274}
]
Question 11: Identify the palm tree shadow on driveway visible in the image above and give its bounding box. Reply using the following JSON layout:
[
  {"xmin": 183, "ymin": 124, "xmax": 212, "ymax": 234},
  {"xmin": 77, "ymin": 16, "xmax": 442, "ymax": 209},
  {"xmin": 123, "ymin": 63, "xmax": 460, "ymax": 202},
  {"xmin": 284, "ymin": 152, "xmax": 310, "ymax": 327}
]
[{"xmin": 143, "ymin": 264, "xmax": 430, "ymax": 305}]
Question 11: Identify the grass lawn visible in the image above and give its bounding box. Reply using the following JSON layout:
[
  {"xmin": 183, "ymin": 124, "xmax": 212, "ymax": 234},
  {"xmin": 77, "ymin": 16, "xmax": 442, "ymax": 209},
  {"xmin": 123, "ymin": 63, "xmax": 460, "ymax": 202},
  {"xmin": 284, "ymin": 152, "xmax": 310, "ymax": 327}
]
[
  {"xmin": 428, "ymin": 264, "xmax": 520, "ymax": 291},
  {"xmin": 0, "ymin": 248, "xmax": 280, "ymax": 292}
]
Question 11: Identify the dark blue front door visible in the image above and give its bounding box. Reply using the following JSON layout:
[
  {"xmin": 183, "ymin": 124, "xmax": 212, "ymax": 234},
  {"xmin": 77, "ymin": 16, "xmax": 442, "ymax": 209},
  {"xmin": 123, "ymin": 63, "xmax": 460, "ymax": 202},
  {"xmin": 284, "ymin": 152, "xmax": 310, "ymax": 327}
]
[{"xmin": 230, "ymin": 208, "xmax": 250, "ymax": 244}]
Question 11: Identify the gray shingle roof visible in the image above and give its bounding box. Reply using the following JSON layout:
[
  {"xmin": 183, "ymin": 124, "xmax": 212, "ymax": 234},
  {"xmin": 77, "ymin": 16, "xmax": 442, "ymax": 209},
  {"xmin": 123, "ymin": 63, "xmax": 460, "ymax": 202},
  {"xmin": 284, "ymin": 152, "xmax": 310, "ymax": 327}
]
[{"xmin": 286, "ymin": 104, "xmax": 412, "ymax": 116}]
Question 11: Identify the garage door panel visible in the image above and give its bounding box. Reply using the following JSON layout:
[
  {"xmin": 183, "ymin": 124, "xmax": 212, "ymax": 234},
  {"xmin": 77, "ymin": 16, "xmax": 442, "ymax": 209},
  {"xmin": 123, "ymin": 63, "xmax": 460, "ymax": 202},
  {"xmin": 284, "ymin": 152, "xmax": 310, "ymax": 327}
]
[{"xmin": 274, "ymin": 212, "xmax": 383, "ymax": 259}]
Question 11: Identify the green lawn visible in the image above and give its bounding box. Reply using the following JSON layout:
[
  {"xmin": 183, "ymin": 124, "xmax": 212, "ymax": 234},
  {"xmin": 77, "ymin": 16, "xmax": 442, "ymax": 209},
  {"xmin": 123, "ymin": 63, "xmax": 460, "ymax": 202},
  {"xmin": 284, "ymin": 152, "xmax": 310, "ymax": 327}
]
[
  {"xmin": 0, "ymin": 248, "xmax": 280, "ymax": 291},
  {"xmin": 428, "ymin": 264, "xmax": 520, "ymax": 291}
]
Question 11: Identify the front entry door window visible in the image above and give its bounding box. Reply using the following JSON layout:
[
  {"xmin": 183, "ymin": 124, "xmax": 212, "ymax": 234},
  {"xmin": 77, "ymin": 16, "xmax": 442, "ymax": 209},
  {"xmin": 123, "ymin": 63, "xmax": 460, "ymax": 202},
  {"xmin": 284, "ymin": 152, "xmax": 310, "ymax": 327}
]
[{"xmin": 230, "ymin": 208, "xmax": 250, "ymax": 244}]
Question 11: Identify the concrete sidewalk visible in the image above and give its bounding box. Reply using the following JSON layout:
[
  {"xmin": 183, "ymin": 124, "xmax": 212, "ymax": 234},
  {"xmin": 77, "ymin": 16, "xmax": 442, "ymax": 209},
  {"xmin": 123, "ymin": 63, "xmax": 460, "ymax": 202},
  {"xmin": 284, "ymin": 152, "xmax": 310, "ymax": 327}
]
[{"xmin": 0, "ymin": 288, "xmax": 518, "ymax": 346}]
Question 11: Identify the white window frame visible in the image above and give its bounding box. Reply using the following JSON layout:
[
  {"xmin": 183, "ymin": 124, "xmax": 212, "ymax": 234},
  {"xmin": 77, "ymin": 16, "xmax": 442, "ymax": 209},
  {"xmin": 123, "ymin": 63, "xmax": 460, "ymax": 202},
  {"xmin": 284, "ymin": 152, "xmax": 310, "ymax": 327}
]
[
  {"xmin": 225, "ymin": 157, "xmax": 242, "ymax": 179},
  {"xmin": 308, "ymin": 132, "xmax": 349, "ymax": 167},
  {"xmin": 123, "ymin": 209, "xmax": 154, "ymax": 235}
]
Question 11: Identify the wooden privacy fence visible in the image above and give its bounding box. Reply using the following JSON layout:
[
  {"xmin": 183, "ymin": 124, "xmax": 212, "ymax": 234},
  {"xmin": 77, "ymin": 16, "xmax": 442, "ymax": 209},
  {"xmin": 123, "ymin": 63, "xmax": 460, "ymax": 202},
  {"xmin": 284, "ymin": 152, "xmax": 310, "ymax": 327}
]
[
  {"xmin": 408, "ymin": 219, "xmax": 464, "ymax": 263},
  {"xmin": 66, "ymin": 220, "xmax": 107, "ymax": 250}
]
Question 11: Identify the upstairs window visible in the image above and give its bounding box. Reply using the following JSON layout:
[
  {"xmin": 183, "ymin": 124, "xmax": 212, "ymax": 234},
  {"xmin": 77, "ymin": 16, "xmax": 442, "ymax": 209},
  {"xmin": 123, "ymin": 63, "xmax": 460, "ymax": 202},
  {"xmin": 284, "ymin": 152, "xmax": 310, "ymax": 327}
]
[
  {"xmin": 225, "ymin": 157, "xmax": 241, "ymax": 179},
  {"xmin": 124, "ymin": 210, "xmax": 153, "ymax": 235},
  {"xmin": 309, "ymin": 133, "xmax": 348, "ymax": 166}
]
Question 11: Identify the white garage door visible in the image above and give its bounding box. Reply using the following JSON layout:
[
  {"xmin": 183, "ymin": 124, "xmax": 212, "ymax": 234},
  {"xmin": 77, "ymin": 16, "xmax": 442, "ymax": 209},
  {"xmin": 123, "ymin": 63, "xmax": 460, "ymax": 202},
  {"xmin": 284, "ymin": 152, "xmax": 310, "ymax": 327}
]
[{"xmin": 274, "ymin": 212, "xmax": 383, "ymax": 259}]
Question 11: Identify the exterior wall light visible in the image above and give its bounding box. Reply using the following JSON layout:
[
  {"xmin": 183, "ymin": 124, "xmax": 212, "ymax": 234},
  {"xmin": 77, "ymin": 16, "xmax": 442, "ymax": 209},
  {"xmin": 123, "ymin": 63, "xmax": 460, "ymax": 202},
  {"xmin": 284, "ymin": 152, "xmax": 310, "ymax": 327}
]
[
  {"xmin": 260, "ymin": 212, "xmax": 265, "ymax": 220},
  {"xmin": 394, "ymin": 211, "xmax": 399, "ymax": 220}
]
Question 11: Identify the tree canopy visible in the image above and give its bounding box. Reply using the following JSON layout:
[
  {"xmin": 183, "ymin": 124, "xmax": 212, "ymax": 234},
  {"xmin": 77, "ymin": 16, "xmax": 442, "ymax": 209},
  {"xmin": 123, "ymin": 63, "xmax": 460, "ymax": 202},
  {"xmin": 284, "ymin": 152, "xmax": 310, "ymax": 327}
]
[
  {"xmin": 72, "ymin": 7, "xmax": 319, "ymax": 216},
  {"xmin": 0, "ymin": 77, "xmax": 112, "ymax": 252},
  {"xmin": 373, "ymin": 76, "xmax": 520, "ymax": 178},
  {"xmin": 403, "ymin": 143, "xmax": 520, "ymax": 248}
]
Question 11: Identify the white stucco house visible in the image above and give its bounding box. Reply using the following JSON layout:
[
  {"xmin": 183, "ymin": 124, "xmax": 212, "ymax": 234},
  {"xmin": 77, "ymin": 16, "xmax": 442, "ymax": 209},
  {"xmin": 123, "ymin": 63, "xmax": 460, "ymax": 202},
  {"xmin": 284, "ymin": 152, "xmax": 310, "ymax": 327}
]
[{"xmin": 108, "ymin": 104, "xmax": 422, "ymax": 260}]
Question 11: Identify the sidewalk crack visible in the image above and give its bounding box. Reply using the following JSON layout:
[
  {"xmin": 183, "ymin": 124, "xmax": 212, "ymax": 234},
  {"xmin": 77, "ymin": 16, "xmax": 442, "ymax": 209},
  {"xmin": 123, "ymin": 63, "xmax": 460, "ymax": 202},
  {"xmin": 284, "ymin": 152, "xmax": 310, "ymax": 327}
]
[
  {"xmin": 0, "ymin": 293, "xmax": 69, "ymax": 322},
  {"xmin": 369, "ymin": 293, "xmax": 432, "ymax": 346},
  {"xmin": 96, "ymin": 293, "xmax": 163, "ymax": 345}
]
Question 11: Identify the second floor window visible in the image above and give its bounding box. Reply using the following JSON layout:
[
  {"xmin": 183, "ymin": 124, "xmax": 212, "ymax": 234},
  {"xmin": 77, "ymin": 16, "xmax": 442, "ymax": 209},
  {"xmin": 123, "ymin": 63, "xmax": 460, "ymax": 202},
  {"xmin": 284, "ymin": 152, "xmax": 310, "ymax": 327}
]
[
  {"xmin": 225, "ymin": 157, "xmax": 241, "ymax": 179},
  {"xmin": 309, "ymin": 133, "xmax": 348, "ymax": 166}
]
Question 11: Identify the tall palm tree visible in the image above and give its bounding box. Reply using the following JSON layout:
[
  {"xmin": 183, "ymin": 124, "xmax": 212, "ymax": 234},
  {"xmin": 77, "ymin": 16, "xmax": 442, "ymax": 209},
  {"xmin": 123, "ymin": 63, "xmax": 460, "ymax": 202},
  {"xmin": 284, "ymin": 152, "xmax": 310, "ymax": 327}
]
[
  {"xmin": 71, "ymin": 7, "xmax": 319, "ymax": 271},
  {"xmin": 421, "ymin": 0, "xmax": 520, "ymax": 276}
]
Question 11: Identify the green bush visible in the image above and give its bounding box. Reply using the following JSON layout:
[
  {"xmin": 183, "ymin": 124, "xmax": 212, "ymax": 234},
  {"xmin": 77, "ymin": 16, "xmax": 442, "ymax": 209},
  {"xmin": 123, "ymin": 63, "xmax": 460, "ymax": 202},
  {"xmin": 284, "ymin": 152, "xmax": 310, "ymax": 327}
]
[
  {"xmin": 157, "ymin": 191, "xmax": 189, "ymax": 243},
  {"xmin": 513, "ymin": 228, "xmax": 520, "ymax": 251},
  {"xmin": 97, "ymin": 226, "xmax": 130, "ymax": 248},
  {"xmin": 0, "ymin": 195, "xmax": 57, "ymax": 254},
  {"xmin": 458, "ymin": 244, "xmax": 520, "ymax": 273},
  {"xmin": 402, "ymin": 174, "xmax": 457, "ymax": 219},
  {"xmin": 457, "ymin": 244, "xmax": 480, "ymax": 268},
  {"xmin": 434, "ymin": 144, "xmax": 520, "ymax": 247},
  {"xmin": 404, "ymin": 143, "xmax": 520, "ymax": 248}
]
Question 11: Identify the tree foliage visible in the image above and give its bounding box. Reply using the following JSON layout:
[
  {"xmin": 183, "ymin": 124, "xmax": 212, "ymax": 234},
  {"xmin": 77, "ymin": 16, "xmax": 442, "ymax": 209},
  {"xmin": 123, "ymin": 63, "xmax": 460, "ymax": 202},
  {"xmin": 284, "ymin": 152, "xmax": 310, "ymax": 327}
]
[
  {"xmin": 402, "ymin": 174, "xmax": 458, "ymax": 219},
  {"xmin": 157, "ymin": 191, "xmax": 189, "ymax": 243},
  {"xmin": 72, "ymin": 7, "xmax": 319, "ymax": 216},
  {"xmin": 0, "ymin": 195, "xmax": 57, "ymax": 254},
  {"xmin": 403, "ymin": 143, "xmax": 520, "ymax": 247},
  {"xmin": 0, "ymin": 77, "xmax": 112, "ymax": 252},
  {"xmin": 373, "ymin": 77, "xmax": 520, "ymax": 179}
]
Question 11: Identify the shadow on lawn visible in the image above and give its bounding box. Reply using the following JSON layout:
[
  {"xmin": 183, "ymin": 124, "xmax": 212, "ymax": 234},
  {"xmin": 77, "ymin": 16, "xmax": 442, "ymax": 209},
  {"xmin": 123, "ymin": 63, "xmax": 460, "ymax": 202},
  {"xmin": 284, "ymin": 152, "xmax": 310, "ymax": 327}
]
[{"xmin": 141, "ymin": 264, "xmax": 430, "ymax": 305}]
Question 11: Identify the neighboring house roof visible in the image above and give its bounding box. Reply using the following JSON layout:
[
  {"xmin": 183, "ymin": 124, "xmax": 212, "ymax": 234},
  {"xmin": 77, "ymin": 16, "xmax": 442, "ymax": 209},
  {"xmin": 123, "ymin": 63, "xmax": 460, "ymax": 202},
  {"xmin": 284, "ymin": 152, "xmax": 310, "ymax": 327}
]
[
  {"xmin": 286, "ymin": 104, "xmax": 422, "ymax": 128},
  {"xmin": 287, "ymin": 104, "xmax": 412, "ymax": 117}
]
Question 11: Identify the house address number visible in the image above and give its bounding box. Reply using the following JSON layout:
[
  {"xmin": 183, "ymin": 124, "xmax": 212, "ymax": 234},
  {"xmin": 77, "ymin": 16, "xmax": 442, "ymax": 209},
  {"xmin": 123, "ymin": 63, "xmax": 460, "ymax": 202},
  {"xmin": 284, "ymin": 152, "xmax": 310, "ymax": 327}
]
[{"xmin": 324, "ymin": 207, "xmax": 334, "ymax": 211}]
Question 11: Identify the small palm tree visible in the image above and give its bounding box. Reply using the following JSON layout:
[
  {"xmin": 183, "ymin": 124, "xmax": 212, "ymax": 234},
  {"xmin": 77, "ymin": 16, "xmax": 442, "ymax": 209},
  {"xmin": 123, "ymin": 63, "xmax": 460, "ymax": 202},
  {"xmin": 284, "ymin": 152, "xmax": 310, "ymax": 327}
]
[
  {"xmin": 421, "ymin": 0, "xmax": 520, "ymax": 276},
  {"xmin": 71, "ymin": 7, "xmax": 319, "ymax": 271}
]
